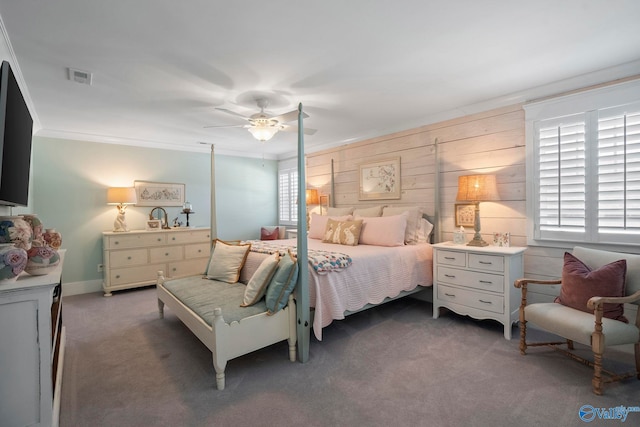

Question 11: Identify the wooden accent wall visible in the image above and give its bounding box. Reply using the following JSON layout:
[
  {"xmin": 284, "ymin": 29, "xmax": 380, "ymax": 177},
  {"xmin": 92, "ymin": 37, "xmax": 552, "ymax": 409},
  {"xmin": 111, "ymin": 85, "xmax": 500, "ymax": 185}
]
[{"xmin": 306, "ymin": 103, "xmax": 526, "ymax": 246}]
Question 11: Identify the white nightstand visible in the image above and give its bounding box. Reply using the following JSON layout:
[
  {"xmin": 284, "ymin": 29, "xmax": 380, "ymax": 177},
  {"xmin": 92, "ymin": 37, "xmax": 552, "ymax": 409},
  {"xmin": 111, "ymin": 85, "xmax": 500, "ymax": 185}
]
[{"xmin": 432, "ymin": 242, "xmax": 526, "ymax": 340}]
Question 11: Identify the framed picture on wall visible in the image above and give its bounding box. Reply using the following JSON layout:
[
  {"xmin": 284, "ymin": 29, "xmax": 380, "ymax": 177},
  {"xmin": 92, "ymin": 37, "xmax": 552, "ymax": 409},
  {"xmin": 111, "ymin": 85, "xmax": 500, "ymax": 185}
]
[
  {"xmin": 454, "ymin": 203, "xmax": 475, "ymax": 228},
  {"xmin": 134, "ymin": 181, "xmax": 185, "ymax": 207},
  {"xmin": 358, "ymin": 157, "xmax": 401, "ymax": 200}
]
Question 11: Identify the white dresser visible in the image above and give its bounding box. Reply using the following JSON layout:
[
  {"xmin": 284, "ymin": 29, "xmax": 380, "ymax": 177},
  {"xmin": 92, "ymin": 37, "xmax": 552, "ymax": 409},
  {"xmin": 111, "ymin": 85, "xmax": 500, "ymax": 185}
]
[
  {"xmin": 0, "ymin": 251, "xmax": 66, "ymax": 427},
  {"xmin": 102, "ymin": 228, "xmax": 211, "ymax": 296},
  {"xmin": 432, "ymin": 242, "xmax": 525, "ymax": 340}
]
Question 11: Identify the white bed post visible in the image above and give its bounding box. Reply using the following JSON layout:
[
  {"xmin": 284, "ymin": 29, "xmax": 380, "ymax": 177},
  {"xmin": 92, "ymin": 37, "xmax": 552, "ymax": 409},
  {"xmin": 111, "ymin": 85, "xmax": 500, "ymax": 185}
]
[
  {"xmin": 296, "ymin": 103, "xmax": 311, "ymax": 363},
  {"xmin": 210, "ymin": 144, "xmax": 217, "ymax": 241}
]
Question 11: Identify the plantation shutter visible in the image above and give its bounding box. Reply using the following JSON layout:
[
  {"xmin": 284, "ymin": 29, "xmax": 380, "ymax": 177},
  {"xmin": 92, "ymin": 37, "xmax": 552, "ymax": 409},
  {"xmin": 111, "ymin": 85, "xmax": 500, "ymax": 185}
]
[
  {"xmin": 597, "ymin": 105, "xmax": 640, "ymax": 242},
  {"xmin": 535, "ymin": 114, "xmax": 587, "ymax": 240},
  {"xmin": 278, "ymin": 167, "xmax": 298, "ymax": 224}
]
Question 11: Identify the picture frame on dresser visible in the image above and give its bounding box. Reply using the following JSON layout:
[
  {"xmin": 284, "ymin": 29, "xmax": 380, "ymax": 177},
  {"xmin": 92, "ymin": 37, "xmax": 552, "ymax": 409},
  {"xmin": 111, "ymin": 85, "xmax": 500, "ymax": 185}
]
[
  {"xmin": 145, "ymin": 219, "xmax": 162, "ymax": 231},
  {"xmin": 134, "ymin": 180, "xmax": 185, "ymax": 206}
]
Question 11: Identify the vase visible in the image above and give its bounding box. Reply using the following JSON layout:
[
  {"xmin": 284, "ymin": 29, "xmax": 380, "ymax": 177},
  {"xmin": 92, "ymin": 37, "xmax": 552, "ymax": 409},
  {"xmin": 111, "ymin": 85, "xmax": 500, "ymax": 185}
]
[
  {"xmin": 20, "ymin": 214, "xmax": 44, "ymax": 245},
  {"xmin": 0, "ymin": 243, "xmax": 28, "ymax": 282},
  {"xmin": 0, "ymin": 216, "xmax": 33, "ymax": 251},
  {"xmin": 43, "ymin": 228, "xmax": 62, "ymax": 250},
  {"xmin": 25, "ymin": 244, "xmax": 60, "ymax": 276}
]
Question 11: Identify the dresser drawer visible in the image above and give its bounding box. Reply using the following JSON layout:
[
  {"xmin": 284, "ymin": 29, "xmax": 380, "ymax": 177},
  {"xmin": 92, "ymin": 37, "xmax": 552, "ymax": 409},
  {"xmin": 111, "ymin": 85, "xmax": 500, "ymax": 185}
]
[
  {"xmin": 149, "ymin": 246, "xmax": 183, "ymax": 263},
  {"xmin": 107, "ymin": 233, "xmax": 166, "ymax": 249},
  {"xmin": 167, "ymin": 230, "xmax": 211, "ymax": 245},
  {"xmin": 185, "ymin": 242, "xmax": 210, "ymax": 258},
  {"xmin": 168, "ymin": 258, "xmax": 209, "ymax": 278},
  {"xmin": 109, "ymin": 264, "xmax": 163, "ymax": 286},
  {"xmin": 437, "ymin": 284, "xmax": 504, "ymax": 314},
  {"xmin": 109, "ymin": 248, "xmax": 148, "ymax": 268},
  {"xmin": 436, "ymin": 250, "xmax": 466, "ymax": 267},
  {"xmin": 437, "ymin": 266, "xmax": 504, "ymax": 293},
  {"xmin": 468, "ymin": 253, "xmax": 504, "ymax": 272}
]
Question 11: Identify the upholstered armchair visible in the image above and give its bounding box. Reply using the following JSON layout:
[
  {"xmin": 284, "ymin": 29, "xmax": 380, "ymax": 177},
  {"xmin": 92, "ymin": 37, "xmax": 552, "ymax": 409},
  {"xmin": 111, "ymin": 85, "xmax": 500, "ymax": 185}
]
[{"xmin": 514, "ymin": 246, "xmax": 640, "ymax": 395}]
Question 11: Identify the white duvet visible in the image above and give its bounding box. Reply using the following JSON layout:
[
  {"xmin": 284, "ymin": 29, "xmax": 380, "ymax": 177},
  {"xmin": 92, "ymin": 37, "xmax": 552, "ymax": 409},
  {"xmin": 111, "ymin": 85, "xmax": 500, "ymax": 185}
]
[{"xmin": 240, "ymin": 238, "xmax": 433, "ymax": 340}]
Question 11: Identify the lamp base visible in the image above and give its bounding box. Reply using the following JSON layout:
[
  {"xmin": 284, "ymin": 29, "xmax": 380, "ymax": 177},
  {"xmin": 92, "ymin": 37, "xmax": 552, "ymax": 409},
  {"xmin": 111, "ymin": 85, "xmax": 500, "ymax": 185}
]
[{"xmin": 466, "ymin": 238, "xmax": 489, "ymax": 247}]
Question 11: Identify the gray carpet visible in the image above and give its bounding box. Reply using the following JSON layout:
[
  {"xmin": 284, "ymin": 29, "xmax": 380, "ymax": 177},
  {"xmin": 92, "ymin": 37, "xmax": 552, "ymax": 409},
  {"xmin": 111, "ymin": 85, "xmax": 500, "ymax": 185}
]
[{"xmin": 60, "ymin": 287, "xmax": 639, "ymax": 427}]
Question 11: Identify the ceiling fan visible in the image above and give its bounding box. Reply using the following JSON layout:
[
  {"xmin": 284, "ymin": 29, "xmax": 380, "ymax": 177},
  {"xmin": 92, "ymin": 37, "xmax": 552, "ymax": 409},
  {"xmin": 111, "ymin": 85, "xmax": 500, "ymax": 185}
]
[{"xmin": 205, "ymin": 98, "xmax": 317, "ymax": 142}]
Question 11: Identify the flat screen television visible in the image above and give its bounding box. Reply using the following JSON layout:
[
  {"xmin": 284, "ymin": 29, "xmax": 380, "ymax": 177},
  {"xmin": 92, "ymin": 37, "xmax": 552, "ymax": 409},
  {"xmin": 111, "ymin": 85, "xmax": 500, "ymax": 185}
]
[{"xmin": 0, "ymin": 60, "xmax": 33, "ymax": 207}]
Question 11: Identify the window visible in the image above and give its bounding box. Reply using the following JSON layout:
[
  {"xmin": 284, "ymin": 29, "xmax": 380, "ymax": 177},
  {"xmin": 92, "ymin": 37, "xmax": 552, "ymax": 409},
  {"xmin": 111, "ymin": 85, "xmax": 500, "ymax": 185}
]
[
  {"xmin": 278, "ymin": 165, "xmax": 298, "ymax": 225},
  {"xmin": 526, "ymin": 79, "xmax": 640, "ymax": 247}
]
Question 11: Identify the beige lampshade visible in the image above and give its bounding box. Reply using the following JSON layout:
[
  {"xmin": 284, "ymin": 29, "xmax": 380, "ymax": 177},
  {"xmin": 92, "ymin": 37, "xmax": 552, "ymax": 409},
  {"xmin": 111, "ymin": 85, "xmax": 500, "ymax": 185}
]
[
  {"xmin": 306, "ymin": 189, "xmax": 319, "ymax": 205},
  {"xmin": 107, "ymin": 187, "xmax": 137, "ymax": 205},
  {"xmin": 456, "ymin": 175, "xmax": 499, "ymax": 202}
]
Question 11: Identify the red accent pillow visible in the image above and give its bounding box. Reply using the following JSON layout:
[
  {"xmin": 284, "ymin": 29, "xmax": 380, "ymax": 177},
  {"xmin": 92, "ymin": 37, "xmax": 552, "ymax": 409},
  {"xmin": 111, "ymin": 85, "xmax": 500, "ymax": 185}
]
[
  {"xmin": 260, "ymin": 227, "xmax": 279, "ymax": 241},
  {"xmin": 554, "ymin": 252, "xmax": 628, "ymax": 323}
]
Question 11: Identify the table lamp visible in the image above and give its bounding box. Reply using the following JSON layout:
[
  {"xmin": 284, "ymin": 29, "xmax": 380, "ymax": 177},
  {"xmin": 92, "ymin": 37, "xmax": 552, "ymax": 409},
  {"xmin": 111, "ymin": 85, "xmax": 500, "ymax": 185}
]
[
  {"xmin": 456, "ymin": 175, "xmax": 499, "ymax": 246},
  {"xmin": 107, "ymin": 187, "xmax": 137, "ymax": 232}
]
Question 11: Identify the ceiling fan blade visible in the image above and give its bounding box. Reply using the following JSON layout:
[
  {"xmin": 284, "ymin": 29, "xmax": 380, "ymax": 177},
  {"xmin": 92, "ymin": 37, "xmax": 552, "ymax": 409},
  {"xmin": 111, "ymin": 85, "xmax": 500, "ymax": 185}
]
[
  {"xmin": 281, "ymin": 125, "xmax": 317, "ymax": 135},
  {"xmin": 271, "ymin": 109, "xmax": 308, "ymax": 123},
  {"xmin": 214, "ymin": 107, "xmax": 250, "ymax": 120},
  {"xmin": 203, "ymin": 124, "xmax": 248, "ymax": 129}
]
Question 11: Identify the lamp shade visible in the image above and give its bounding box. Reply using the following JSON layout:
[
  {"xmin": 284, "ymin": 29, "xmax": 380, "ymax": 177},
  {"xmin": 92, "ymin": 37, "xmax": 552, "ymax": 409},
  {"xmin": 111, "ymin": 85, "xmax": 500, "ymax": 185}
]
[
  {"xmin": 456, "ymin": 175, "xmax": 499, "ymax": 202},
  {"xmin": 305, "ymin": 189, "xmax": 319, "ymax": 205},
  {"xmin": 107, "ymin": 187, "xmax": 137, "ymax": 205}
]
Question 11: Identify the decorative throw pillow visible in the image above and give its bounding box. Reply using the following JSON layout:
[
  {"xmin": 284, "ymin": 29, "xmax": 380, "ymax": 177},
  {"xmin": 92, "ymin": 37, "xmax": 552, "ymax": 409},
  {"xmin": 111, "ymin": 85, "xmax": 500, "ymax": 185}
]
[
  {"xmin": 308, "ymin": 214, "xmax": 352, "ymax": 239},
  {"xmin": 260, "ymin": 226, "xmax": 279, "ymax": 240},
  {"xmin": 322, "ymin": 219, "xmax": 363, "ymax": 246},
  {"xmin": 357, "ymin": 213, "xmax": 408, "ymax": 246},
  {"xmin": 265, "ymin": 250, "xmax": 299, "ymax": 315},
  {"xmin": 416, "ymin": 216, "xmax": 434, "ymax": 243},
  {"xmin": 353, "ymin": 205, "xmax": 385, "ymax": 217},
  {"xmin": 205, "ymin": 239, "xmax": 251, "ymax": 283},
  {"xmin": 382, "ymin": 206, "xmax": 423, "ymax": 244},
  {"xmin": 241, "ymin": 252, "xmax": 280, "ymax": 306},
  {"xmin": 555, "ymin": 252, "xmax": 628, "ymax": 322}
]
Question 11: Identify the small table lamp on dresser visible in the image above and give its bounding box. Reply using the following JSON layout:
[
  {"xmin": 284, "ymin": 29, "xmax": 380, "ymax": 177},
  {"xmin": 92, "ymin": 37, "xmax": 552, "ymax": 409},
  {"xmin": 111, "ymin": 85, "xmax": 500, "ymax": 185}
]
[
  {"xmin": 107, "ymin": 187, "xmax": 137, "ymax": 232},
  {"xmin": 456, "ymin": 174, "xmax": 500, "ymax": 247}
]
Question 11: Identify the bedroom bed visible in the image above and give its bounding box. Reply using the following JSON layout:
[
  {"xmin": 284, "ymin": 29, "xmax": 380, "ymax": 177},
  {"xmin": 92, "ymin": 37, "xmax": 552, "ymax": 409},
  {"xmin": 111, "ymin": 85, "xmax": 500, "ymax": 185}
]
[{"xmin": 240, "ymin": 237, "xmax": 433, "ymax": 340}]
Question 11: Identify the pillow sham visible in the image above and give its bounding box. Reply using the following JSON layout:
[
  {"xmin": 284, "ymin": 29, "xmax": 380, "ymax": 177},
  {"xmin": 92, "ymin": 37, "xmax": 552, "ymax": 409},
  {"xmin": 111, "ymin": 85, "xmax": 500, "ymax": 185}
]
[
  {"xmin": 554, "ymin": 252, "xmax": 628, "ymax": 322},
  {"xmin": 265, "ymin": 250, "xmax": 299, "ymax": 314},
  {"xmin": 308, "ymin": 213, "xmax": 352, "ymax": 239},
  {"xmin": 353, "ymin": 205, "xmax": 385, "ymax": 217},
  {"xmin": 260, "ymin": 226, "xmax": 279, "ymax": 240},
  {"xmin": 415, "ymin": 217, "xmax": 435, "ymax": 243},
  {"xmin": 357, "ymin": 213, "xmax": 407, "ymax": 247},
  {"xmin": 326, "ymin": 206, "xmax": 355, "ymax": 216},
  {"xmin": 241, "ymin": 252, "xmax": 280, "ymax": 307},
  {"xmin": 382, "ymin": 206, "xmax": 423, "ymax": 244},
  {"xmin": 322, "ymin": 219, "xmax": 363, "ymax": 246},
  {"xmin": 205, "ymin": 239, "xmax": 251, "ymax": 283}
]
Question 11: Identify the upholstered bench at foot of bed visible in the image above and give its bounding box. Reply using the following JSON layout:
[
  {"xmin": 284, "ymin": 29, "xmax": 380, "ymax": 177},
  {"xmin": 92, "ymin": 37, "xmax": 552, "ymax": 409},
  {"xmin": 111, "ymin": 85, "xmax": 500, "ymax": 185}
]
[{"xmin": 156, "ymin": 272, "xmax": 297, "ymax": 390}]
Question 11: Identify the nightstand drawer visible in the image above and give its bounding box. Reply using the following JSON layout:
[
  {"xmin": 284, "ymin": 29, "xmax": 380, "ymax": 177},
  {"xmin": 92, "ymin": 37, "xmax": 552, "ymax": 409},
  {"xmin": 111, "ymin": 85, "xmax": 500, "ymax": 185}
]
[
  {"xmin": 437, "ymin": 284, "xmax": 504, "ymax": 314},
  {"xmin": 436, "ymin": 250, "xmax": 466, "ymax": 267},
  {"xmin": 468, "ymin": 253, "xmax": 504, "ymax": 272},
  {"xmin": 437, "ymin": 266, "xmax": 504, "ymax": 292}
]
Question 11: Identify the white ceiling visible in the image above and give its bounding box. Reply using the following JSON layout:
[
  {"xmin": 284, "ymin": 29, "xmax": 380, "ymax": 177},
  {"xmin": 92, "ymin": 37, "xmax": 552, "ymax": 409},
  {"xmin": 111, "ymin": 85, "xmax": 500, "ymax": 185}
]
[{"xmin": 1, "ymin": 1, "xmax": 640, "ymax": 159}]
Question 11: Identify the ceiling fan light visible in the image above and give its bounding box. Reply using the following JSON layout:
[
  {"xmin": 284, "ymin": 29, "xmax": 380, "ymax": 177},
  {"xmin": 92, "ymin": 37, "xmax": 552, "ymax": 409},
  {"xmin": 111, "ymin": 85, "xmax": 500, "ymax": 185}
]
[{"xmin": 248, "ymin": 126, "xmax": 278, "ymax": 142}]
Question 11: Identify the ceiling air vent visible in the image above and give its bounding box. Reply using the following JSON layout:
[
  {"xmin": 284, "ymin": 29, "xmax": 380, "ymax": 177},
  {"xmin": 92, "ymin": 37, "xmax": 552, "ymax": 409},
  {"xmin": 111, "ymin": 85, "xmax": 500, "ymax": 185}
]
[{"xmin": 68, "ymin": 67, "xmax": 93, "ymax": 85}]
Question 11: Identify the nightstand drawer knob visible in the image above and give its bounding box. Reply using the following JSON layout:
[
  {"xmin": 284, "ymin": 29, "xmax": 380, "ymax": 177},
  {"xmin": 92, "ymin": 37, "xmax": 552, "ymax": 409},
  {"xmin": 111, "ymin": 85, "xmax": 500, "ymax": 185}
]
[
  {"xmin": 444, "ymin": 256, "xmax": 456, "ymax": 260},
  {"xmin": 444, "ymin": 293, "xmax": 456, "ymax": 297},
  {"xmin": 479, "ymin": 280, "xmax": 492, "ymax": 284},
  {"xmin": 444, "ymin": 274, "xmax": 456, "ymax": 278},
  {"xmin": 479, "ymin": 299, "xmax": 492, "ymax": 304},
  {"xmin": 479, "ymin": 261, "xmax": 492, "ymax": 265}
]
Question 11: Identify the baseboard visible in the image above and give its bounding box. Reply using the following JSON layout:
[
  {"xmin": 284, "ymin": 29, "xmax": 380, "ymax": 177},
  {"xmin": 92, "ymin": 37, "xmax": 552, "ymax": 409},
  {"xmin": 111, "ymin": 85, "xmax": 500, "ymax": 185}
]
[{"xmin": 62, "ymin": 279, "xmax": 102, "ymax": 296}]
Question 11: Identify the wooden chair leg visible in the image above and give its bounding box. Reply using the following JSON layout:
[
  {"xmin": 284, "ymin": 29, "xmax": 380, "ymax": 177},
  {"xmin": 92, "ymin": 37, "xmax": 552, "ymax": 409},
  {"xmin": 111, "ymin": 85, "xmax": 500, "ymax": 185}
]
[
  {"xmin": 592, "ymin": 350, "xmax": 604, "ymax": 395},
  {"xmin": 591, "ymin": 307, "xmax": 605, "ymax": 395},
  {"xmin": 519, "ymin": 319, "xmax": 527, "ymax": 355}
]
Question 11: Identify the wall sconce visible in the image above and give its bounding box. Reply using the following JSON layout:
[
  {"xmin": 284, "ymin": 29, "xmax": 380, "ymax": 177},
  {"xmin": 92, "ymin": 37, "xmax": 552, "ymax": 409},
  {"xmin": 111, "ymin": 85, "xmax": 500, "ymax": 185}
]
[
  {"xmin": 107, "ymin": 187, "xmax": 137, "ymax": 232},
  {"xmin": 456, "ymin": 175, "xmax": 500, "ymax": 246}
]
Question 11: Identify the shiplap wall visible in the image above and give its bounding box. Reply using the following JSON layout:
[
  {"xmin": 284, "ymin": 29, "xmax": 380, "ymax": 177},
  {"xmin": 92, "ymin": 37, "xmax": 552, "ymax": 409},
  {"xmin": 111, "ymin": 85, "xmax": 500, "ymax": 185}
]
[{"xmin": 305, "ymin": 102, "xmax": 638, "ymax": 321}]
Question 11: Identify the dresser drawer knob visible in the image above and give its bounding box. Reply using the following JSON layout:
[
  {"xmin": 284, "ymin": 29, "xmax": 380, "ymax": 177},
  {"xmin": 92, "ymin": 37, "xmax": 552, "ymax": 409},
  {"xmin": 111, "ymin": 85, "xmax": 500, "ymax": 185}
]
[
  {"xmin": 114, "ymin": 241, "xmax": 119, "ymax": 245},
  {"xmin": 479, "ymin": 280, "xmax": 492, "ymax": 284},
  {"xmin": 172, "ymin": 267, "xmax": 177, "ymax": 271},
  {"xmin": 479, "ymin": 299, "xmax": 492, "ymax": 304},
  {"xmin": 172, "ymin": 237, "xmax": 176, "ymax": 241},
  {"xmin": 444, "ymin": 256, "xmax": 456, "ymax": 260},
  {"xmin": 115, "ymin": 275, "xmax": 120, "ymax": 279},
  {"xmin": 198, "ymin": 249, "xmax": 202, "ymax": 253},
  {"xmin": 479, "ymin": 261, "xmax": 492, "ymax": 265},
  {"xmin": 444, "ymin": 274, "xmax": 456, "ymax": 278},
  {"xmin": 157, "ymin": 238, "xmax": 162, "ymax": 242},
  {"xmin": 165, "ymin": 252, "xmax": 169, "ymax": 256},
  {"xmin": 127, "ymin": 256, "xmax": 132, "ymax": 260}
]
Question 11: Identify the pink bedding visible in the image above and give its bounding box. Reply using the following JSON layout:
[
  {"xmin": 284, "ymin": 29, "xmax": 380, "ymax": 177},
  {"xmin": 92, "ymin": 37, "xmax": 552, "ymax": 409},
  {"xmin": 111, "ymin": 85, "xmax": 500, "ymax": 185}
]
[{"xmin": 240, "ymin": 238, "xmax": 433, "ymax": 340}]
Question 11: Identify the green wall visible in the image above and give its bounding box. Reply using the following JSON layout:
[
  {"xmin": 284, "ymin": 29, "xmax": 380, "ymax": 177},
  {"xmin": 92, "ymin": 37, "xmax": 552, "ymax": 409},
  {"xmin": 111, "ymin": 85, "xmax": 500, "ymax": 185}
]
[{"xmin": 16, "ymin": 136, "xmax": 277, "ymax": 291}]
